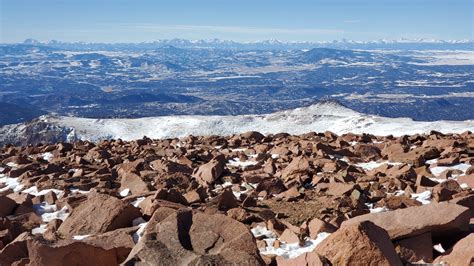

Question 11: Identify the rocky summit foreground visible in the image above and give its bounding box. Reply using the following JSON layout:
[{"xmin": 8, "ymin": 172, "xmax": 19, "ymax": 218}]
[{"xmin": 0, "ymin": 130, "xmax": 473, "ymax": 265}]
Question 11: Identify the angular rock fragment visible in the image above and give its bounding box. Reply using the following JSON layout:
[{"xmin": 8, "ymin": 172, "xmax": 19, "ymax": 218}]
[
  {"xmin": 192, "ymin": 155, "xmax": 226, "ymax": 186},
  {"xmin": 124, "ymin": 210, "xmax": 263, "ymax": 265},
  {"xmin": 315, "ymin": 221, "xmax": 402, "ymax": 266},
  {"xmin": 57, "ymin": 192, "xmax": 141, "ymax": 238},
  {"xmin": 342, "ymin": 202, "xmax": 470, "ymax": 240},
  {"xmin": 433, "ymin": 233, "xmax": 474, "ymax": 265}
]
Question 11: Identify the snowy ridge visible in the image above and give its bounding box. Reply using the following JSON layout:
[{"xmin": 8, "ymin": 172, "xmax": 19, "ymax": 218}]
[{"xmin": 38, "ymin": 101, "xmax": 474, "ymax": 142}]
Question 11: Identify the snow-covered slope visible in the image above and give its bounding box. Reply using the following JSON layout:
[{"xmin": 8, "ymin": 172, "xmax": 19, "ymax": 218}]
[
  {"xmin": 38, "ymin": 101, "xmax": 474, "ymax": 141},
  {"xmin": 1, "ymin": 101, "xmax": 473, "ymax": 145}
]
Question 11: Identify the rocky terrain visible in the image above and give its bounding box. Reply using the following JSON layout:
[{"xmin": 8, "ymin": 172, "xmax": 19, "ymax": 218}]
[{"xmin": 0, "ymin": 130, "xmax": 473, "ymax": 265}]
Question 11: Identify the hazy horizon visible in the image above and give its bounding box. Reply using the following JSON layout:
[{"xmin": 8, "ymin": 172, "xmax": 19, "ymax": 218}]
[{"xmin": 1, "ymin": 0, "xmax": 472, "ymax": 43}]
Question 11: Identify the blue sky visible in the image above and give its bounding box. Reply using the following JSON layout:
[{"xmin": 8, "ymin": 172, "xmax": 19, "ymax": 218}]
[{"xmin": 1, "ymin": 0, "xmax": 472, "ymax": 43}]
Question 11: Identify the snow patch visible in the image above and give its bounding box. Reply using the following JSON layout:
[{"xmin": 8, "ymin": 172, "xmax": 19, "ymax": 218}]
[
  {"xmin": 430, "ymin": 163, "xmax": 471, "ymax": 177},
  {"xmin": 227, "ymin": 158, "xmax": 258, "ymax": 169},
  {"xmin": 365, "ymin": 203, "xmax": 389, "ymax": 213},
  {"xmin": 70, "ymin": 187, "xmax": 91, "ymax": 194},
  {"xmin": 41, "ymin": 152, "xmax": 54, "ymax": 162},
  {"xmin": 32, "ymin": 224, "xmax": 48, "ymax": 235},
  {"xmin": 22, "ymin": 186, "xmax": 65, "ymax": 198},
  {"xmin": 132, "ymin": 219, "xmax": 148, "ymax": 244},
  {"xmin": 251, "ymin": 225, "xmax": 331, "ymax": 259},
  {"xmin": 131, "ymin": 197, "xmax": 146, "ymax": 207},
  {"xmin": 356, "ymin": 161, "xmax": 402, "ymax": 171},
  {"xmin": 433, "ymin": 243, "xmax": 446, "ymax": 254},
  {"xmin": 0, "ymin": 175, "xmax": 23, "ymax": 193},
  {"xmin": 73, "ymin": 235, "xmax": 91, "ymax": 240},
  {"xmin": 120, "ymin": 188, "xmax": 131, "ymax": 197},
  {"xmin": 411, "ymin": 190, "xmax": 432, "ymax": 205}
]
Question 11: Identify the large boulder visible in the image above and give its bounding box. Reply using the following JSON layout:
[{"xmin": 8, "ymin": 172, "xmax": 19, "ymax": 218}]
[
  {"xmin": 240, "ymin": 131, "xmax": 265, "ymax": 143},
  {"xmin": 433, "ymin": 233, "xmax": 474, "ymax": 265},
  {"xmin": 432, "ymin": 180, "xmax": 462, "ymax": 202},
  {"xmin": 342, "ymin": 202, "xmax": 470, "ymax": 240},
  {"xmin": 192, "ymin": 155, "xmax": 226, "ymax": 186},
  {"xmin": 281, "ymin": 156, "xmax": 310, "ymax": 182},
  {"xmin": 0, "ymin": 232, "xmax": 32, "ymax": 265},
  {"xmin": 83, "ymin": 227, "xmax": 138, "ymax": 264},
  {"xmin": 315, "ymin": 221, "xmax": 402, "ymax": 266},
  {"xmin": 57, "ymin": 192, "xmax": 141, "ymax": 238},
  {"xmin": 27, "ymin": 239, "xmax": 118, "ymax": 266},
  {"xmin": 123, "ymin": 209, "xmax": 263, "ymax": 265},
  {"xmin": 119, "ymin": 173, "xmax": 151, "ymax": 196}
]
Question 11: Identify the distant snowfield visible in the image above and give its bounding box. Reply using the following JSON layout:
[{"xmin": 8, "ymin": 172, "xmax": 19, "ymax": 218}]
[
  {"xmin": 39, "ymin": 102, "xmax": 474, "ymax": 142},
  {"xmin": 410, "ymin": 50, "xmax": 474, "ymax": 66}
]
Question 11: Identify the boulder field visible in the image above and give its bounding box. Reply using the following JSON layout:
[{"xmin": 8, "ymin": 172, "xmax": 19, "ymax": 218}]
[{"xmin": 0, "ymin": 130, "xmax": 473, "ymax": 265}]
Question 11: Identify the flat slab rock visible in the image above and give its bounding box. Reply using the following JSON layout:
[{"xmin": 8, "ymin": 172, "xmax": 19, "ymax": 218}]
[
  {"xmin": 124, "ymin": 209, "xmax": 263, "ymax": 265},
  {"xmin": 58, "ymin": 192, "xmax": 141, "ymax": 238},
  {"xmin": 342, "ymin": 202, "xmax": 470, "ymax": 240}
]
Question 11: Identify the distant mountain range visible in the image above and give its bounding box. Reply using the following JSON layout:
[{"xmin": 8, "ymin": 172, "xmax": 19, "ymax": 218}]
[
  {"xmin": 15, "ymin": 38, "xmax": 474, "ymax": 51},
  {"xmin": 1, "ymin": 42, "xmax": 473, "ymax": 127}
]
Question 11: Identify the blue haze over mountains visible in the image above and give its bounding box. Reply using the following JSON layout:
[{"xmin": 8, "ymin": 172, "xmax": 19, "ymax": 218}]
[{"xmin": 0, "ymin": 39, "xmax": 473, "ymax": 126}]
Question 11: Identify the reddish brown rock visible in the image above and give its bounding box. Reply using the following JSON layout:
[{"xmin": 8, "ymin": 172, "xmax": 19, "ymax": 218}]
[
  {"xmin": 57, "ymin": 192, "xmax": 141, "ymax": 238},
  {"xmin": 326, "ymin": 183, "xmax": 356, "ymax": 197},
  {"xmin": 308, "ymin": 218, "xmax": 337, "ymax": 239},
  {"xmin": 394, "ymin": 232, "xmax": 433, "ymax": 263},
  {"xmin": 436, "ymin": 156, "xmax": 460, "ymax": 166},
  {"xmin": 43, "ymin": 219, "xmax": 62, "ymax": 241},
  {"xmin": 119, "ymin": 172, "xmax": 150, "ymax": 196},
  {"xmin": 256, "ymin": 179, "xmax": 287, "ymax": 195},
  {"xmin": 27, "ymin": 239, "xmax": 119, "ymax": 266},
  {"xmin": 416, "ymin": 175, "xmax": 438, "ymax": 189},
  {"xmin": 457, "ymin": 174, "xmax": 474, "ymax": 189},
  {"xmin": 240, "ymin": 131, "xmax": 265, "ymax": 143},
  {"xmin": 150, "ymin": 159, "xmax": 192, "ymax": 174},
  {"xmin": 342, "ymin": 202, "xmax": 470, "ymax": 240},
  {"xmin": 226, "ymin": 207, "xmax": 253, "ymax": 223},
  {"xmin": 0, "ymin": 196, "xmax": 17, "ymax": 217},
  {"xmin": 279, "ymin": 229, "xmax": 300, "ymax": 244},
  {"xmin": 6, "ymin": 193, "xmax": 33, "ymax": 216},
  {"xmin": 183, "ymin": 190, "xmax": 203, "ymax": 204},
  {"xmin": 433, "ymin": 233, "xmax": 474, "ymax": 265},
  {"xmin": 352, "ymin": 143, "xmax": 382, "ymax": 161},
  {"xmin": 83, "ymin": 227, "xmax": 137, "ymax": 263},
  {"xmin": 275, "ymin": 186, "xmax": 301, "ymax": 201},
  {"xmin": 217, "ymin": 189, "xmax": 239, "ymax": 211},
  {"xmin": 192, "ymin": 155, "xmax": 226, "ymax": 186},
  {"xmin": 375, "ymin": 195, "xmax": 421, "ymax": 210},
  {"xmin": 116, "ymin": 159, "xmax": 145, "ymax": 176},
  {"xmin": 0, "ymin": 232, "xmax": 31, "ymax": 265},
  {"xmin": 276, "ymin": 252, "xmax": 328, "ymax": 266},
  {"xmin": 281, "ymin": 156, "xmax": 310, "ymax": 182},
  {"xmin": 124, "ymin": 210, "xmax": 263, "ymax": 265},
  {"xmin": 385, "ymin": 164, "xmax": 417, "ymax": 182},
  {"xmin": 432, "ymin": 180, "xmax": 463, "ymax": 202},
  {"xmin": 315, "ymin": 221, "xmax": 402, "ymax": 266},
  {"xmin": 438, "ymin": 169, "xmax": 463, "ymax": 179}
]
